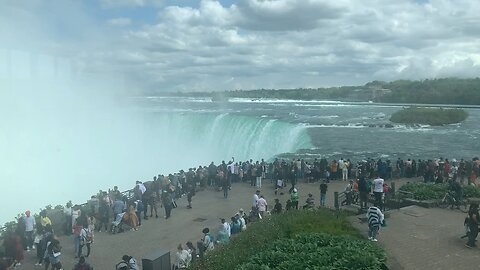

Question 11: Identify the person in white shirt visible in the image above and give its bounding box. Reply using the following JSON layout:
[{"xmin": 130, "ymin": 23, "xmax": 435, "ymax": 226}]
[
  {"xmin": 252, "ymin": 190, "xmax": 260, "ymax": 211},
  {"xmin": 372, "ymin": 175, "xmax": 384, "ymax": 209},
  {"xmin": 221, "ymin": 218, "xmax": 231, "ymax": 237},
  {"xmin": 24, "ymin": 210, "xmax": 36, "ymax": 250},
  {"xmin": 175, "ymin": 244, "xmax": 191, "ymax": 269},
  {"xmin": 256, "ymin": 195, "xmax": 268, "ymax": 219}
]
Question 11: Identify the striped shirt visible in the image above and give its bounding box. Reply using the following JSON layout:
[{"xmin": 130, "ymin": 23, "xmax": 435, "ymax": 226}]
[{"xmin": 367, "ymin": 206, "xmax": 384, "ymax": 227}]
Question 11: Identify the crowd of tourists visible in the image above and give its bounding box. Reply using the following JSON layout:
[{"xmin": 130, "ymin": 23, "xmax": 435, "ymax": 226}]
[{"xmin": 2, "ymin": 155, "xmax": 480, "ymax": 269}]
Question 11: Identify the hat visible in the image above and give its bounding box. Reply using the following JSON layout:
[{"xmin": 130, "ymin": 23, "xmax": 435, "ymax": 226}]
[{"xmin": 239, "ymin": 208, "xmax": 244, "ymax": 212}]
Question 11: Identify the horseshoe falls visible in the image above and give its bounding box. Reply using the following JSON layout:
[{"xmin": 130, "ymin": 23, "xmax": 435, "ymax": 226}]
[{"xmin": 149, "ymin": 113, "xmax": 312, "ymax": 162}]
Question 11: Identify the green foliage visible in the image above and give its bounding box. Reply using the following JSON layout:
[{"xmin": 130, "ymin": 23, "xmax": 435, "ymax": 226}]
[
  {"xmin": 237, "ymin": 233, "xmax": 386, "ymax": 270},
  {"xmin": 189, "ymin": 209, "xmax": 364, "ymax": 270},
  {"xmin": 463, "ymin": 185, "xmax": 480, "ymax": 198},
  {"xmin": 390, "ymin": 107, "xmax": 468, "ymax": 126},
  {"xmin": 380, "ymin": 78, "xmax": 480, "ymax": 105},
  {"xmin": 399, "ymin": 182, "xmax": 448, "ymax": 200},
  {"xmin": 399, "ymin": 182, "xmax": 480, "ymax": 200},
  {"xmin": 163, "ymin": 78, "xmax": 480, "ymax": 105}
]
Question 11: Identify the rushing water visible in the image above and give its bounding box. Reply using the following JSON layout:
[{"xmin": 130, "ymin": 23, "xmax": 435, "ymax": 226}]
[{"xmin": 2, "ymin": 95, "xmax": 479, "ymax": 224}]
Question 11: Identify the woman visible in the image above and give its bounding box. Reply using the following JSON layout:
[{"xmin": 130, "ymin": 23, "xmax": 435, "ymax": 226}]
[
  {"xmin": 128, "ymin": 203, "xmax": 139, "ymax": 231},
  {"xmin": 174, "ymin": 244, "xmax": 191, "ymax": 269}
]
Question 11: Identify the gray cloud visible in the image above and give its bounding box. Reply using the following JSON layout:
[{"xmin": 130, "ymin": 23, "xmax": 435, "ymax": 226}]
[{"xmin": 2, "ymin": 0, "xmax": 480, "ymax": 92}]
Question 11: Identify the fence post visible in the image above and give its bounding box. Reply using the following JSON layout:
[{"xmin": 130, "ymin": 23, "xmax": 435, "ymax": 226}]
[
  {"xmin": 334, "ymin": 192, "xmax": 339, "ymax": 210},
  {"xmin": 391, "ymin": 182, "xmax": 396, "ymax": 197}
]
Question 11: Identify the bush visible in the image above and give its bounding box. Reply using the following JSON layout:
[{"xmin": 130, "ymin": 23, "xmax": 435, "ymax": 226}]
[
  {"xmin": 390, "ymin": 107, "xmax": 468, "ymax": 126},
  {"xmin": 237, "ymin": 233, "xmax": 386, "ymax": 270},
  {"xmin": 399, "ymin": 182, "xmax": 480, "ymax": 200},
  {"xmin": 190, "ymin": 209, "xmax": 365, "ymax": 270},
  {"xmin": 399, "ymin": 182, "xmax": 448, "ymax": 200}
]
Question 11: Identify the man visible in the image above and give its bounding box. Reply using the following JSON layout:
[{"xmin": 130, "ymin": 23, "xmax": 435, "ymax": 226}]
[
  {"xmin": 372, "ymin": 174, "xmax": 384, "ymax": 210},
  {"xmin": 252, "ymin": 190, "xmax": 260, "ymax": 211},
  {"xmin": 256, "ymin": 195, "xmax": 268, "ymax": 219},
  {"xmin": 367, "ymin": 203, "xmax": 384, "ymax": 242},
  {"xmin": 303, "ymin": 194, "xmax": 315, "ymax": 209},
  {"xmin": 319, "ymin": 180, "xmax": 328, "ymax": 207},
  {"xmin": 24, "ymin": 210, "xmax": 35, "ymax": 251},
  {"xmin": 358, "ymin": 176, "xmax": 369, "ymax": 209},
  {"xmin": 64, "ymin": 202, "xmax": 73, "ymax": 235},
  {"xmin": 466, "ymin": 203, "xmax": 479, "ymax": 248},
  {"xmin": 112, "ymin": 196, "xmax": 125, "ymax": 219},
  {"xmin": 221, "ymin": 218, "xmax": 231, "ymax": 238}
]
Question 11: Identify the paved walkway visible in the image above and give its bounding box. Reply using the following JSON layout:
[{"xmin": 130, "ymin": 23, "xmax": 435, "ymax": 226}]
[
  {"xmin": 16, "ymin": 176, "xmax": 440, "ymax": 269},
  {"xmin": 349, "ymin": 205, "xmax": 480, "ymax": 270}
]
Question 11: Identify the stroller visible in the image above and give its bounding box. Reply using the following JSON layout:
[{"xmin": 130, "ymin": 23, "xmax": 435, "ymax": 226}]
[{"xmin": 110, "ymin": 212, "xmax": 132, "ymax": 234}]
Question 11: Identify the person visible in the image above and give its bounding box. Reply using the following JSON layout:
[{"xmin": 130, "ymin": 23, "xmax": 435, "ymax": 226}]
[
  {"xmin": 272, "ymin": 198, "xmax": 282, "ymax": 214},
  {"xmin": 342, "ymin": 180, "xmax": 354, "ymax": 206},
  {"xmin": 372, "ymin": 175, "xmax": 384, "ymax": 209},
  {"xmin": 185, "ymin": 241, "xmax": 197, "ymax": 263},
  {"xmin": 73, "ymin": 256, "xmax": 93, "ymax": 270},
  {"xmin": 252, "ymin": 190, "xmax": 260, "ymax": 211},
  {"xmin": 40, "ymin": 210, "xmax": 52, "ymax": 229},
  {"xmin": 221, "ymin": 218, "xmax": 231, "ymax": 238},
  {"xmin": 366, "ymin": 203, "xmax": 384, "ymax": 242},
  {"xmin": 64, "ymin": 202, "xmax": 73, "ymax": 235},
  {"xmin": 78, "ymin": 224, "xmax": 93, "ymax": 258},
  {"xmin": 112, "ymin": 197, "xmax": 125, "ymax": 220},
  {"xmin": 97, "ymin": 199, "xmax": 109, "ymax": 232},
  {"xmin": 174, "ymin": 244, "xmax": 191, "ymax": 269},
  {"xmin": 134, "ymin": 199, "xmax": 144, "ymax": 226},
  {"xmin": 238, "ymin": 209, "xmax": 247, "ymax": 231},
  {"xmin": 121, "ymin": 255, "xmax": 138, "ymax": 270},
  {"xmin": 466, "ymin": 203, "xmax": 479, "ymax": 248},
  {"xmin": 199, "ymin": 228, "xmax": 214, "ymax": 258},
  {"xmin": 358, "ymin": 176, "xmax": 369, "ymax": 209},
  {"xmin": 290, "ymin": 188, "xmax": 299, "ymax": 210},
  {"xmin": 186, "ymin": 182, "xmax": 195, "ymax": 209},
  {"xmin": 72, "ymin": 205, "xmax": 81, "ymax": 233},
  {"xmin": 230, "ymin": 216, "xmax": 241, "ymax": 235},
  {"xmin": 448, "ymin": 179, "xmax": 464, "ymax": 208},
  {"xmin": 128, "ymin": 203, "xmax": 139, "ymax": 231},
  {"xmin": 256, "ymin": 195, "xmax": 268, "ymax": 218},
  {"xmin": 303, "ymin": 193, "xmax": 315, "ymax": 209},
  {"xmin": 24, "ymin": 210, "xmax": 35, "ymax": 251},
  {"xmin": 161, "ymin": 189, "xmax": 173, "ymax": 219},
  {"xmin": 46, "ymin": 238, "xmax": 63, "ymax": 270},
  {"xmin": 73, "ymin": 219, "xmax": 83, "ymax": 258},
  {"xmin": 216, "ymin": 224, "xmax": 230, "ymax": 245},
  {"xmin": 319, "ymin": 180, "xmax": 328, "ymax": 207}
]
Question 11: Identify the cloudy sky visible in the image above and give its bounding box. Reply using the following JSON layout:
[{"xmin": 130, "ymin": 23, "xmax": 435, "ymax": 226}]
[{"xmin": 1, "ymin": 0, "xmax": 480, "ymax": 92}]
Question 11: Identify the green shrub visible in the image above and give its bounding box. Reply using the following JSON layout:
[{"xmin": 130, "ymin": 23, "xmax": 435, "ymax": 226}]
[
  {"xmin": 190, "ymin": 209, "xmax": 363, "ymax": 270},
  {"xmin": 390, "ymin": 107, "xmax": 468, "ymax": 126},
  {"xmin": 399, "ymin": 182, "xmax": 480, "ymax": 200},
  {"xmin": 399, "ymin": 182, "xmax": 448, "ymax": 200},
  {"xmin": 237, "ymin": 233, "xmax": 386, "ymax": 270}
]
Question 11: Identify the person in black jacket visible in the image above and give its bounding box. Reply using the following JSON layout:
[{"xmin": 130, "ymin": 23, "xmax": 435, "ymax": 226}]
[
  {"xmin": 358, "ymin": 176, "xmax": 369, "ymax": 209},
  {"xmin": 466, "ymin": 203, "xmax": 479, "ymax": 248}
]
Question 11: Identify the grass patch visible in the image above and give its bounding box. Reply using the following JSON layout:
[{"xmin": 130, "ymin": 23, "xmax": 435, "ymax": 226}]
[
  {"xmin": 390, "ymin": 107, "xmax": 468, "ymax": 126},
  {"xmin": 189, "ymin": 209, "xmax": 380, "ymax": 270}
]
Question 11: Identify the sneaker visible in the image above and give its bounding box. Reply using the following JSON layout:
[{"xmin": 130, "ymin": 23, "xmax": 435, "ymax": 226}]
[
  {"xmin": 32, "ymin": 245, "xmax": 36, "ymax": 249},
  {"xmin": 368, "ymin": 237, "xmax": 373, "ymax": 240},
  {"xmin": 465, "ymin": 244, "xmax": 474, "ymax": 248},
  {"xmin": 372, "ymin": 239, "xmax": 378, "ymax": 242}
]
